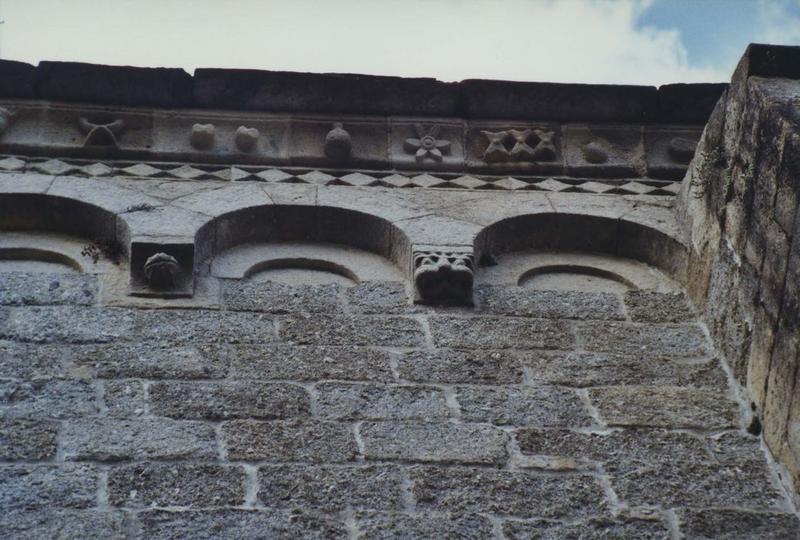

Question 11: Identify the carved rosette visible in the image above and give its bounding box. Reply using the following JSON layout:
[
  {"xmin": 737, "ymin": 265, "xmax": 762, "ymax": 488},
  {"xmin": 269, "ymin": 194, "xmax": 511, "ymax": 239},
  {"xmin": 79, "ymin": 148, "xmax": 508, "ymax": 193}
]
[
  {"xmin": 413, "ymin": 250, "xmax": 474, "ymax": 305},
  {"xmin": 143, "ymin": 252, "xmax": 181, "ymax": 289}
]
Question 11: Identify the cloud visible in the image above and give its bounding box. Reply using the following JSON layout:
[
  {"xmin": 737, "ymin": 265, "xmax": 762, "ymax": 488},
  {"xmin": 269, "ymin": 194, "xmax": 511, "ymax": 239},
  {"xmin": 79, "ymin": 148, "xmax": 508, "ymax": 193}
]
[
  {"xmin": 1, "ymin": 0, "xmax": 730, "ymax": 85},
  {"xmin": 758, "ymin": 0, "xmax": 800, "ymax": 44}
]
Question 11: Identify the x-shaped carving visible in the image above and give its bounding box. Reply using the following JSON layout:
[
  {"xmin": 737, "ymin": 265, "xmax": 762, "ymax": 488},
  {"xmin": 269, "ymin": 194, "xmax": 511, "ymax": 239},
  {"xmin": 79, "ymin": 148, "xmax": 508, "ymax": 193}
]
[{"xmin": 79, "ymin": 117, "xmax": 126, "ymax": 147}]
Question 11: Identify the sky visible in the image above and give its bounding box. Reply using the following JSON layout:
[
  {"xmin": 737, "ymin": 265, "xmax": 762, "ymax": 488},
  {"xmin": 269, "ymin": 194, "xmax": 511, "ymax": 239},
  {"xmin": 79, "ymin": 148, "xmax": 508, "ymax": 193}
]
[{"xmin": 0, "ymin": 0, "xmax": 799, "ymax": 86}]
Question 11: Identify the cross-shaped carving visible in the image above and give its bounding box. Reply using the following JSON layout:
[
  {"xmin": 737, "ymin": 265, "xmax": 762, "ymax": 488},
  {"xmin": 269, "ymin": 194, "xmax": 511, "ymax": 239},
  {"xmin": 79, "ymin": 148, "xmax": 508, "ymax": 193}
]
[{"xmin": 481, "ymin": 130, "xmax": 511, "ymax": 162}]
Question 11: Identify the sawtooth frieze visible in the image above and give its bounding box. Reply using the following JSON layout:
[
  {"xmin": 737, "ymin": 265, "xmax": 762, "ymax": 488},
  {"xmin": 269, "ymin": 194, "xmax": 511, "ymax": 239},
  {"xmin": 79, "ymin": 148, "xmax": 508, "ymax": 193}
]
[{"xmin": 0, "ymin": 101, "xmax": 701, "ymax": 181}]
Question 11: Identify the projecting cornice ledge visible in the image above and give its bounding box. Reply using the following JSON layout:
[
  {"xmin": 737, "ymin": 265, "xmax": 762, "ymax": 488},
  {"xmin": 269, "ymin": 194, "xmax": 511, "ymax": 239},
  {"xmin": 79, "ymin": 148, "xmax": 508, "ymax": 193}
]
[{"xmin": 0, "ymin": 58, "xmax": 727, "ymax": 123}]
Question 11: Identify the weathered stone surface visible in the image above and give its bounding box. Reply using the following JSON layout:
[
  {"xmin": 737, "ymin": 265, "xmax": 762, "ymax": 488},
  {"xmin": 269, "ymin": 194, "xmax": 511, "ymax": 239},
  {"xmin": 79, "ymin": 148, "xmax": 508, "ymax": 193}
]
[
  {"xmin": 356, "ymin": 511, "xmax": 494, "ymax": 539},
  {"xmin": 579, "ymin": 322, "xmax": 708, "ymax": 357},
  {"xmin": 502, "ymin": 516, "xmax": 670, "ymax": 539},
  {"xmin": 346, "ymin": 281, "xmax": 410, "ymax": 313},
  {"xmin": 61, "ymin": 418, "xmax": 217, "ymax": 461},
  {"xmin": 280, "ymin": 315, "xmax": 425, "ymax": 347},
  {"xmin": 103, "ymin": 379, "xmax": 145, "ymax": 417},
  {"xmin": 225, "ymin": 343, "xmax": 393, "ymax": 381},
  {"xmin": 134, "ymin": 309, "xmax": 275, "ymax": 345},
  {"xmin": 360, "ymin": 421, "xmax": 508, "ymax": 465},
  {"xmin": 522, "ymin": 351, "xmax": 726, "ymax": 388},
  {"xmin": 0, "ymin": 341, "xmax": 72, "ymax": 379},
  {"xmin": 108, "ymin": 463, "xmax": 245, "ymax": 508},
  {"xmin": 611, "ymin": 461, "xmax": 784, "ymax": 510},
  {"xmin": 395, "ymin": 349, "xmax": 524, "ymax": 384},
  {"xmin": 456, "ymin": 385, "xmax": 592, "ymax": 427},
  {"xmin": 316, "ymin": 382, "xmax": 449, "ymax": 420},
  {"xmin": 623, "ymin": 290, "xmax": 695, "ymax": 322},
  {"xmin": 676, "ymin": 508, "xmax": 800, "ymax": 539},
  {"xmin": 477, "ymin": 287, "xmax": 624, "ymax": 320},
  {"xmin": 0, "ymin": 464, "xmax": 98, "ymax": 510},
  {"xmin": 0, "ymin": 378, "xmax": 97, "ymax": 418},
  {"xmin": 588, "ymin": 386, "xmax": 738, "ymax": 429},
  {"xmin": 84, "ymin": 344, "xmax": 228, "ymax": 379},
  {"xmin": 0, "ymin": 272, "xmax": 98, "ymax": 306},
  {"xmin": 410, "ymin": 466, "xmax": 606, "ymax": 518},
  {"xmin": 0, "ymin": 307, "xmax": 134, "ymax": 343},
  {"xmin": 0, "ymin": 59, "xmax": 35, "ymax": 98},
  {"xmin": 149, "ymin": 380, "xmax": 310, "ymax": 419},
  {"xmin": 222, "ymin": 419, "xmax": 358, "ymax": 462},
  {"xmin": 429, "ymin": 316, "xmax": 573, "ymax": 349},
  {"xmin": 709, "ymin": 430, "xmax": 768, "ymax": 467},
  {"xmin": 0, "ymin": 416, "xmax": 58, "ymax": 459},
  {"xmin": 221, "ymin": 280, "xmax": 342, "ymax": 314},
  {"xmin": 0, "ymin": 510, "xmax": 125, "ymax": 540},
  {"xmin": 516, "ymin": 428, "xmax": 710, "ymax": 468},
  {"xmin": 258, "ymin": 464, "xmax": 404, "ymax": 512}
]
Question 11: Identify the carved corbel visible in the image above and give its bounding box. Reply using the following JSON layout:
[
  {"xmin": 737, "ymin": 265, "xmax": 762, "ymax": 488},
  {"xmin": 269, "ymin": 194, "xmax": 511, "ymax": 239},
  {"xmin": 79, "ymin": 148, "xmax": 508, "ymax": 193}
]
[
  {"xmin": 129, "ymin": 241, "xmax": 194, "ymax": 298},
  {"xmin": 413, "ymin": 247, "xmax": 474, "ymax": 306}
]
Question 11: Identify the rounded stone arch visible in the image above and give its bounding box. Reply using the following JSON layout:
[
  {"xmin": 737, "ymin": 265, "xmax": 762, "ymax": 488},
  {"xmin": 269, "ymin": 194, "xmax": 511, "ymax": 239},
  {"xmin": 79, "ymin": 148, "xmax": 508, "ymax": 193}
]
[
  {"xmin": 473, "ymin": 211, "xmax": 688, "ymax": 288},
  {"xmin": 0, "ymin": 192, "xmax": 130, "ymax": 273},
  {"xmin": 194, "ymin": 204, "xmax": 412, "ymax": 283}
]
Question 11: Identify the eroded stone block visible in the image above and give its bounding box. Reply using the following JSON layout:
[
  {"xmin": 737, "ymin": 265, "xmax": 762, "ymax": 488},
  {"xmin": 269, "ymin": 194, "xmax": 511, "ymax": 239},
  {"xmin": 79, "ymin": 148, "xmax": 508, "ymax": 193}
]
[
  {"xmin": 222, "ymin": 419, "xmax": 358, "ymax": 462},
  {"xmin": 316, "ymin": 382, "xmax": 449, "ymax": 421}
]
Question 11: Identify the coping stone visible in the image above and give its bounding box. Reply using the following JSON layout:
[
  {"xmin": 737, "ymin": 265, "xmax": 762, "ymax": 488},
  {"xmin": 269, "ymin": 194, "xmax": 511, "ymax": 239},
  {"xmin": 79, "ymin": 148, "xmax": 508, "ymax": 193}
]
[{"xmin": 0, "ymin": 59, "xmax": 36, "ymax": 99}]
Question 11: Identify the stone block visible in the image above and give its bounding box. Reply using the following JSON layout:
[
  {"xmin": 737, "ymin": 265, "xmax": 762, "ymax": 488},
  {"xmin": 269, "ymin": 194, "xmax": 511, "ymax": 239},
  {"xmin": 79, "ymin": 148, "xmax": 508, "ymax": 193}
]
[
  {"xmin": 0, "ymin": 341, "xmax": 74, "ymax": 379},
  {"xmin": 103, "ymin": 379, "xmax": 145, "ymax": 417},
  {"xmin": 709, "ymin": 431, "xmax": 768, "ymax": 467},
  {"xmin": 35, "ymin": 61, "xmax": 192, "ymax": 107},
  {"xmin": 395, "ymin": 349, "xmax": 524, "ymax": 384},
  {"xmin": 515, "ymin": 428, "xmax": 711, "ymax": 469},
  {"xmin": 456, "ymin": 385, "xmax": 592, "ymax": 428},
  {"xmin": 588, "ymin": 386, "xmax": 738, "ymax": 429},
  {"xmin": 258, "ymin": 464, "xmax": 404, "ymax": 512},
  {"xmin": 0, "ymin": 272, "xmax": 98, "ymax": 306},
  {"xmin": 502, "ymin": 516, "xmax": 670, "ymax": 539},
  {"xmin": 84, "ymin": 344, "xmax": 228, "ymax": 379},
  {"xmin": 763, "ymin": 322, "xmax": 799, "ymax": 453},
  {"xmin": 280, "ymin": 315, "xmax": 425, "ymax": 347},
  {"xmin": 0, "ymin": 417, "xmax": 58, "ymax": 460},
  {"xmin": 133, "ymin": 309, "xmax": 275, "ymax": 345},
  {"xmin": 355, "ymin": 511, "xmax": 493, "ymax": 539},
  {"xmin": 61, "ymin": 418, "xmax": 217, "ymax": 461},
  {"xmin": 134, "ymin": 509, "xmax": 346, "ymax": 539},
  {"xmin": 0, "ymin": 509, "xmax": 125, "ymax": 540},
  {"xmin": 316, "ymin": 382, "xmax": 449, "ymax": 420},
  {"xmin": 578, "ymin": 322, "xmax": 709, "ymax": 357},
  {"xmin": 389, "ymin": 119, "xmax": 465, "ymax": 171},
  {"xmin": 0, "ymin": 464, "xmax": 98, "ymax": 510},
  {"xmin": 0, "ymin": 306, "xmax": 134, "ymax": 343},
  {"xmin": 225, "ymin": 343, "xmax": 393, "ymax": 382},
  {"xmin": 0, "ymin": 59, "xmax": 36, "ymax": 98},
  {"xmin": 610, "ymin": 461, "xmax": 784, "ymax": 510},
  {"xmin": 410, "ymin": 466, "xmax": 606, "ymax": 518},
  {"xmin": 149, "ymin": 380, "xmax": 310, "ymax": 420},
  {"xmin": 676, "ymin": 509, "xmax": 800, "ymax": 540},
  {"xmin": 522, "ymin": 351, "xmax": 726, "ymax": 388},
  {"xmin": 476, "ymin": 287, "xmax": 624, "ymax": 320},
  {"xmin": 645, "ymin": 126, "xmax": 703, "ymax": 179},
  {"xmin": 655, "ymin": 83, "xmax": 728, "ymax": 123},
  {"xmin": 289, "ymin": 117, "xmax": 389, "ymax": 169},
  {"xmin": 221, "ymin": 280, "xmax": 342, "ymax": 314},
  {"xmin": 194, "ymin": 68, "xmax": 459, "ymax": 116},
  {"xmin": 0, "ymin": 379, "xmax": 97, "ymax": 418},
  {"xmin": 346, "ymin": 281, "xmax": 410, "ymax": 314},
  {"xmin": 222, "ymin": 419, "xmax": 358, "ymax": 462},
  {"xmin": 108, "ymin": 463, "xmax": 245, "ymax": 508},
  {"xmin": 623, "ymin": 290, "xmax": 695, "ymax": 323},
  {"xmin": 563, "ymin": 124, "xmax": 645, "ymax": 177},
  {"xmin": 429, "ymin": 316, "xmax": 573, "ymax": 349},
  {"xmin": 360, "ymin": 421, "xmax": 508, "ymax": 465}
]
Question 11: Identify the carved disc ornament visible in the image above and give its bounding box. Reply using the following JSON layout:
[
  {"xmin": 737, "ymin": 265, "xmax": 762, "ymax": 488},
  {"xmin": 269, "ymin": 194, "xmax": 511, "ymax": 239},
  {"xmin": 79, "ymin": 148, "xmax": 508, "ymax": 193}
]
[
  {"xmin": 413, "ymin": 251, "xmax": 474, "ymax": 305},
  {"xmin": 404, "ymin": 124, "xmax": 451, "ymax": 162}
]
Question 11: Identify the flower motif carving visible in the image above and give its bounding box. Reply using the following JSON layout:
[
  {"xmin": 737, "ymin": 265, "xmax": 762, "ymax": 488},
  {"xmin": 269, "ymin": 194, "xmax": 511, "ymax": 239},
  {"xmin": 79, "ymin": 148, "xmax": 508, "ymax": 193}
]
[{"xmin": 404, "ymin": 124, "xmax": 451, "ymax": 162}]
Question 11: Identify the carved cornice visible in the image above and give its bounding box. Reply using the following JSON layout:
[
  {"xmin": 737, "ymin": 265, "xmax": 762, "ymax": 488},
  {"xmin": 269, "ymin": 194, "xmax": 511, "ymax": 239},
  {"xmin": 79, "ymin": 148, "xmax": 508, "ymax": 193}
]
[{"xmin": 0, "ymin": 100, "xmax": 701, "ymax": 184}]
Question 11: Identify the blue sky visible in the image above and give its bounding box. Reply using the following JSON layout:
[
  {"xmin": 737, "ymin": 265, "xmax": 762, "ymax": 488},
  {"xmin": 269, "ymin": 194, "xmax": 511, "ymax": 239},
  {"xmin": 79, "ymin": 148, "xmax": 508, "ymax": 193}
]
[{"xmin": 1, "ymin": 0, "xmax": 799, "ymax": 85}]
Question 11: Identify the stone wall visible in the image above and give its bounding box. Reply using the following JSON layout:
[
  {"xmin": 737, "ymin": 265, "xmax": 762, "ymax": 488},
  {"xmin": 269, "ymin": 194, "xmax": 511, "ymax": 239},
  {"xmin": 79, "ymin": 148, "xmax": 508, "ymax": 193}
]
[{"xmin": 678, "ymin": 44, "xmax": 800, "ymax": 503}]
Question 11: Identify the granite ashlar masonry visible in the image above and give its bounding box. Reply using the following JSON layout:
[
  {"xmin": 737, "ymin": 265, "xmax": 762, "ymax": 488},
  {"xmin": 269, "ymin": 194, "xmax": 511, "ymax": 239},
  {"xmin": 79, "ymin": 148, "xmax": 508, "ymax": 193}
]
[{"xmin": 1, "ymin": 45, "xmax": 800, "ymax": 539}]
